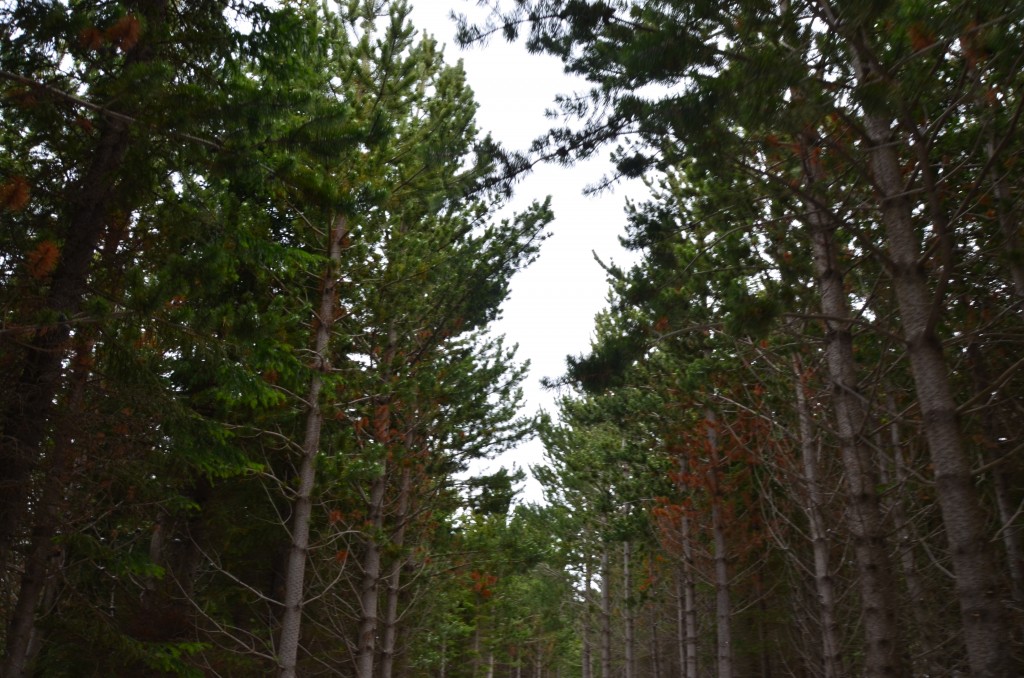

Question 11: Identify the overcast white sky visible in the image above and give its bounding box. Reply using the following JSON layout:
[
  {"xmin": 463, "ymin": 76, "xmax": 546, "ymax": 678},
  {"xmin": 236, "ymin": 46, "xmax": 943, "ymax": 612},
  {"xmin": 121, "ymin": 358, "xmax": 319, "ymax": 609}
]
[{"xmin": 408, "ymin": 2, "xmax": 644, "ymax": 502}]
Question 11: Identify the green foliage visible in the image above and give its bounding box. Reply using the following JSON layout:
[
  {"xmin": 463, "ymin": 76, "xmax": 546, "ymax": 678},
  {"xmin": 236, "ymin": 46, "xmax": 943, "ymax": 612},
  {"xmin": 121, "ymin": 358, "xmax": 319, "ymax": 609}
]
[{"xmin": 0, "ymin": 1, "xmax": 553, "ymax": 674}]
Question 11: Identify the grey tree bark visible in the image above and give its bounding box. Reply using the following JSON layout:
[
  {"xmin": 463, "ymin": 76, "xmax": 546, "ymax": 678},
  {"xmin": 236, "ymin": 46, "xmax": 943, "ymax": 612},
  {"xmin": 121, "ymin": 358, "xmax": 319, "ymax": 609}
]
[
  {"xmin": 600, "ymin": 544, "xmax": 612, "ymax": 678},
  {"xmin": 675, "ymin": 572, "xmax": 687, "ymax": 678},
  {"xmin": 276, "ymin": 213, "xmax": 348, "ymax": 678},
  {"xmin": 798, "ymin": 128, "xmax": 904, "ymax": 677},
  {"xmin": 355, "ymin": 326, "xmax": 399, "ymax": 678},
  {"xmin": 853, "ymin": 57, "xmax": 1012, "ymax": 677},
  {"xmin": 379, "ymin": 465, "xmax": 413, "ymax": 678},
  {"xmin": 705, "ymin": 410, "xmax": 732, "ymax": 678},
  {"xmin": 792, "ymin": 358, "xmax": 844, "ymax": 678},
  {"xmin": 623, "ymin": 541, "xmax": 634, "ymax": 678},
  {"xmin": 355, "ymin": 471, "xmax": 387, "ymax": 678},
  {"xmin": 876, "ymin": 393, "xmax": 941, "ymax": 676},
  {"xmin": 671, "ymin": 507, "xmax": 699, "ymax": 678},
  {"xmin": 582, "ymin": 557, "xmax": 593, "ymax": 678},
  {"xmin": 648, "ymin": 557, "xmax": 662, "ymax": 678}
]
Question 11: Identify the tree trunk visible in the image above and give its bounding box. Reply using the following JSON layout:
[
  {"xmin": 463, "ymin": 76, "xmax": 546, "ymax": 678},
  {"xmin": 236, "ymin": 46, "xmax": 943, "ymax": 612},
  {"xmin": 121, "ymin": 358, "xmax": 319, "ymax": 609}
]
[
  {"xmin": 966, "ymin": 344, "xmax": 1024, "ymax": 605},
  {"xmin": 600, "ymin": 544, "xmax": 612, "ymax": 678},
  {"xmin": 473, "ymin": 622, "xmax": 481, "ymax": 678},
  {"xmin": 985, "ymin": 137, "xmax": 1024, "ymax": 300},
  {"xmin": 355, "ymin": 471, "xmax": 387, "ymax": 678},
  {"xmin": 379, "ymin": 465, "xmax": 413, "ymax": 678},
  {"xmin": 276, "ymin": 213, "xmax": 348, "ymax": 678},
  {"xmin": 356, "ymin": 324, "xmax": 399, "ymax": 678},
  {"xmin": 0, "ymin": 115, "xmax": 130, "ymax": 555},
  {"xmin": 675, "ymin": 571, "xmax": 687, "ymax": 678},
  {"xmin": 679, "ymin": 514, "xmax": 698, "ymax": 678},
  {"xmin": 855, "ymin": 66, "xmax": 1011, "ymax": 672},
  {"xmin": 582, "ymin": 557, "xmax": 592, "ymax": 678},
  {"xmin": 876, "ymin": 394, "xmax": 941, "ymax": 676},
  {"xmin": 623, "ymin": 541, "xmax": 634, "ymax": 678},
  {"xmin": 792, "ymin": 358, "xmax": 843, "ymax": 678},
  {"xmin": 755, "ymin": 576, "xmax": 771, "ymax": 678},
  {"xmin": 799, "ymin": 130, "xmax": 904, "ymax": 677},
  {"xmin": 705, "ymin": 410, "xmax": 732, "ymax": 678},
  {"xmin": 648, "ymin": 560, "xmax": 662, "ymax": 678},
  {"xmin": 2, "ymin": 338, "xmax": 92, "ymax": 677}
]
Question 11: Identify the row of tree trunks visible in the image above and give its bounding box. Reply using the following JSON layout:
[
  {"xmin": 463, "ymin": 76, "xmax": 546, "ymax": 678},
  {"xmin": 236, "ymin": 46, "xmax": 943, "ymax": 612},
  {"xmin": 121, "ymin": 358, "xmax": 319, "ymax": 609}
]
[
  {"xmin": 849, "ymin": 25, "xmax": 1012, "ymax": 671},
  {"xmin": 668, "ymin": 475, "xmax": 700, "ymax": 678},
  {"xmin": 799, "ymin": 126, "xmax": 905, "ymax": 677}
]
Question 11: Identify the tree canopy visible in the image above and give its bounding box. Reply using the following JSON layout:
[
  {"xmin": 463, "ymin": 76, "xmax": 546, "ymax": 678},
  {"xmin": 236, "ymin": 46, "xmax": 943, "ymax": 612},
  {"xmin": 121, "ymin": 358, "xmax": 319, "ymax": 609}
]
[{"xmin": 3, "ymin": 1, "xmax": 1024, "ymax": 677}]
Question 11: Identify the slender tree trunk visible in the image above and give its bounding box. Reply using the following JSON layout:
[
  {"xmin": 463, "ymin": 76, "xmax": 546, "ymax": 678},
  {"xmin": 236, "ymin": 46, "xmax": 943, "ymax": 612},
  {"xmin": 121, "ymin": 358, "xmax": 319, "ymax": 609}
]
[
  {"xmin": 668, "ymin": 377, "xmax": 702, "ymax": 678},
  {"xmin": 985, "ymin": 137, "xmax": 1024, "ymax": 300},
  {"xmin": 711, "ymin": 473, "xmax": 732, "ymax": 678},
  {"xmin": 355, "ymin": 471, "xmax": 387, "ymax": 678},
  {"xmin": 680, "ymin": 514, "xmax": 698, "ymax": 678},
  {"xmin": 966, "ymin": 344, "xmax": 1024, "ymax": 605},
  {"xmin": 276, "ymin": 213, "xmax": 348, "ymax": 678},
  {"xmin": 379, "ymin": 465, "xmax": 413, "ymax": 678},
  {"xmin": 792, "ymin": 358, "xmax": 843, "ymax": 678},
  {"xmin": 356, "ymin": 324, "xmax": 399, "ymax": 678},
  {"xmin": 648, "ymin": 560, "xmax": 662, "ymax": 678},
  {"xmin": 847, "ymin": 48, "xmax": 1012, "ymax": 667},
  {"xmin": 799, "ymin": 130, "xmax": 904, "ymax": 677},
  {"xmin": 600, "ymin": 544, "xmax": 612, "ymax": 678},
  {"xmin": 0, "ymin": 115, "xmax": 129, "ymax": 553},
  {"xmin": 675, "ymin": 571, "xmax": 687, "ymax": 678},
  {"xmin": 623, "ymin": 541, "xmax": 634, "ymax": 678},
  {"xmin": 582, "ymin": 557, "xmax": 593, "ymax": 678},
  {"xmin": 473, "ymin": 622, "xmax": 482, "ymax": 678},
  {"xmin": 755, "ymin": 576, "xmax": 771, "ymax": 678},
  {"xmin": 2, "ymin": 338, "xmax": 93, "ymax": 677},
  {"xmin": 705, "ymin": 410, "xmax": 732, "ymax": 678},
  {"xmin": 876, "ymin": 396, "xmax": 941, "ymax": 676},
  {"xmin": 20, "ymin": 553, "xmax": 59, "ymax": 674},
  {"xmin": 959, "ymin": 38, "xmax": 1024, "ymax": 305}
]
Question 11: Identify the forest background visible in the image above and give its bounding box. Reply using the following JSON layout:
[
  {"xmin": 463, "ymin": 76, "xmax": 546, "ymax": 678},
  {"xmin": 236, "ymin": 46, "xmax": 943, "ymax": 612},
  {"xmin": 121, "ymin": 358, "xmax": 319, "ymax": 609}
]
[{"xmin": 1, "ymin": 1, "xmax": 1023, "ymax": 678}]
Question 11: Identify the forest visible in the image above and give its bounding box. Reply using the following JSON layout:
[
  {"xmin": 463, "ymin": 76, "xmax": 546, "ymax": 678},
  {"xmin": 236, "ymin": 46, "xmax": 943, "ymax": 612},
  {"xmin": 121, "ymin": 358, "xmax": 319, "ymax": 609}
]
[{"xmin": 1, "ymin": 1, "xmax": 1023, "ymax": 677}]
